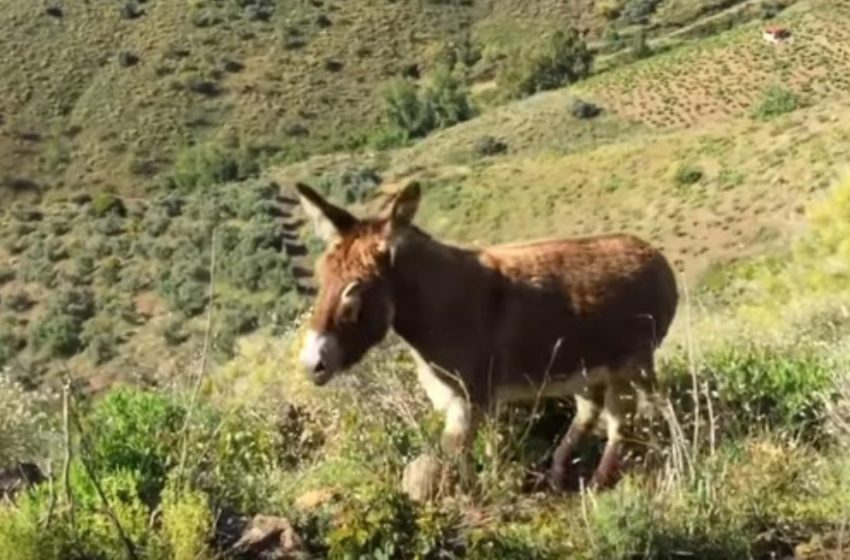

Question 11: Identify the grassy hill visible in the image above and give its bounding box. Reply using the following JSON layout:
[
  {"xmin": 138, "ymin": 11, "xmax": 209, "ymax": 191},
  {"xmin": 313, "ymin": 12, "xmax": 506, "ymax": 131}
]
[{"xmin": 2, "ymin": 0, "xmax": 850, "ymax": 558}]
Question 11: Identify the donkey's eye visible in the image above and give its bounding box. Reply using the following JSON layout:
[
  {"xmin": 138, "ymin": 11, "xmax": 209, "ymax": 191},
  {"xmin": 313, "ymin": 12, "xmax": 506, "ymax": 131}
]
[{"xmin": 338, "ymin": 282, "xmax": 363, "ymax": 323}]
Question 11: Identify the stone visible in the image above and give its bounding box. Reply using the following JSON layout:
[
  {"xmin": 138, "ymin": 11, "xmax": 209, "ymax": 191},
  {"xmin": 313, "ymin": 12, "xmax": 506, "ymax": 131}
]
[
  {"xmin": 230, "ymin": 514, "xmax": 307, "ymax": 559},
  {"xmin": 402, "ymin": 453, "xmax": 444, "ymax": 503}
]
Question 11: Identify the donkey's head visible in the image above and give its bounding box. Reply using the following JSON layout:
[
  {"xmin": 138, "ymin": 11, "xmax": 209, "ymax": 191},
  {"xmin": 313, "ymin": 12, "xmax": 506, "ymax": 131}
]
[{"xmin": 295, "ymin": 181, "xmax": 421, "ymax": 385}]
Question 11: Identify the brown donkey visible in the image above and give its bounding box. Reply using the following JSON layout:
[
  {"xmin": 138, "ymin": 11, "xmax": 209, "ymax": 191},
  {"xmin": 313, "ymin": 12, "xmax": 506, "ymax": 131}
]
[{"xmin": 295, "ymin": 181, "xmax": 678, "ymax": 490}]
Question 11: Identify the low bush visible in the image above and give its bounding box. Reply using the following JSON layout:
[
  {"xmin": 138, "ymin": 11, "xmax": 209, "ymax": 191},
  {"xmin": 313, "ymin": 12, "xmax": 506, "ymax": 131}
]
[
  {"xmin": 167, "ymin": 141, "xmax": 260, "ymax": 192},
  {"xmin": 381, "ymin": 66, "xmax": 475, "ymax": 140},
  {"xmin": 0, "ymin": 322, "xmax": 26, "ymax": 369},
  {"xmin": 674, "ymin": 163, "xmax": 703, "ymax": 186},
  {"xmin": 0, "ymin": 265, "xmax": 16, "ymax": 285},
  {"xmin": 751, "ymin": 86, "xmax": 801, "ymax": 121},
  {"xmin": 0, "ymin": 376, "xmax": 51, "ymax": 466},
  {"xmin": 474, "ymin": 135, "xmax": 508, "ymax": 157},
  {"xmin": 500, "ymin": 29, "xmax": 593, "ymax": 99},
  {"xmin": 663, "ymin": 343, "xmax": 837, "ymax": 438}
]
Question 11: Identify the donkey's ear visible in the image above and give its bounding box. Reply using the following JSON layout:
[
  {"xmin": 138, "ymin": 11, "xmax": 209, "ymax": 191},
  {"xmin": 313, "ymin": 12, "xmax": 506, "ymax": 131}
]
[
  {"xmin": 295, "ymin": 182, "xmax": 358, "ymax": 243},
  {"xmin": 386, "ymin": 181, "xmax": 421, "ymax": 229}
]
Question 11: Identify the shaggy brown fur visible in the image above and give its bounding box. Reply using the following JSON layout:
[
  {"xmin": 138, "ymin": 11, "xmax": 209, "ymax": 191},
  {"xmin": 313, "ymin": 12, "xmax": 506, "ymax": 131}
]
[{"xmin": 296, "ymin": 181, "xmax": 679, "ymax": 491}]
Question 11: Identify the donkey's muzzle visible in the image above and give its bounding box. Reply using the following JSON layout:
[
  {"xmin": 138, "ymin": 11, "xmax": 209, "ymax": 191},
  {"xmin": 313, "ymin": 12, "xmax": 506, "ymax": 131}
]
[{"xmin": 299, "ymin": 330, "xmax": 340, "ymax": 386}]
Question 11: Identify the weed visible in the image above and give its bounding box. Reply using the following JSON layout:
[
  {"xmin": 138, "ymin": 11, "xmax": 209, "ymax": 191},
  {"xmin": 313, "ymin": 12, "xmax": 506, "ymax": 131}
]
[{"xmin": 751, "ymin": 86, "xmax": 801, "ymax": 121}]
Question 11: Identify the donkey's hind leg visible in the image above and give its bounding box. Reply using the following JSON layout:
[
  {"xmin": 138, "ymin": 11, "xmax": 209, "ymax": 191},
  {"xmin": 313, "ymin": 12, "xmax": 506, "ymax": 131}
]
[
  {"xmin": 591, "ymin": 360, "xmax": 657, "ymax": 490},
  {"xmin": 549, "ymin": 383, "xmax": 605, "ymax": 491}
]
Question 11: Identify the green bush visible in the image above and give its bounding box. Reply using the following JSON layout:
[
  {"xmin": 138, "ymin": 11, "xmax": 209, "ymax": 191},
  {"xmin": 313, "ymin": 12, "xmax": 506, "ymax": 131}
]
[
  {"xmin": 82, "ymin": 316, "xmax": 121, "ymax": 365},
  {"xmin": 751, "ymin": 86, "xmax": 801, "ymax": 121},
  {"xmin": 86, "ymin": 388, "xmax": 187, "ymax": 504},
  {"xmin": 621, "ymin": 0, "xmax": 660, "ymax": 24},
  {"xmin": 674, "ymin": 163, "xmax": 703, "ymax": 186},
  {"xmin": 159, "ymin": 483, "xmax": 213, "ymax": 560},
  {"xmin": 30, "ymin": 314, "xmax": 84, "ymax": 357},
  {"xmin": 3, "ymin": 291, "xmax": 34, "ymax": 313},
  {"xmin": 158, "ymin": 247, "xmax": 210, "ymax": 317},
  {"xmin": 325, "ymin": 484, "xmax": 419, "ymax": 559},
  {"xmin": 0, "ymin": 376, "xmax": 51, "ymax": 466},
  {"xmin": 664, "ymin": 343, "xmax": 836, "ymax": 437},
  {"xmin": 89, "ymin": 192, "xmax": 127, "ymax": 218},
  {"xmin": 500, "ymin": 29, "xmax": 593, "ymax": 98},
  {"xmin": 315, "ymin": 167, "xmax": 382, "ymax": 205},
  {"xmin": 381, "ymin": 67, "xmax": 475, "ymax": 139},
  {"xmin": 167, "ymin": 142, "xmax": 260, "ymax": 192}
]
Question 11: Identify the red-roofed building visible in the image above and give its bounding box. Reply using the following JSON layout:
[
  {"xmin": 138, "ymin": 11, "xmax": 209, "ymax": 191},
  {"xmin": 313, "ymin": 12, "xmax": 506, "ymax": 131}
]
[{"xmin": 763, "ymin": 25, "xmax": 792, "ymax": 44}]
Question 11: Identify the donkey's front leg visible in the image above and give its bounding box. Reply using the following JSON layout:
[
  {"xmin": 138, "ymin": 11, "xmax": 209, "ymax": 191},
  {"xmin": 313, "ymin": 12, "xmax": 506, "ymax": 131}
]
[{"xmin": 441, "ymin": 396, "xmax": 480, "ymax": 486}]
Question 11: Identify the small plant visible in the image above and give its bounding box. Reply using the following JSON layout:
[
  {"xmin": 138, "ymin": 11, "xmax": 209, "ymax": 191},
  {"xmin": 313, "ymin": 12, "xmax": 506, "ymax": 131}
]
[
  {"xmin": 474, "ymin": 136, "xmax": 508, "ymax": 157},
  {"xmin": 674, "ymin": 163, "xmax": 704, "ymax": 187},
  {"xmin": 4, "ymin": 291, "xmax": 35, "ymax": 313},
  {"xmin": 0, "ymin": 376, "xmax": 51, "ymax": 468},
  {"xmin": 751, "ymin": 86, "xmax": 801, "ymax": 121},
  {"xmin": 90, "ymin": 192, "xmax": 127, "ymax": 218},
  {"xmin": 159, "ymin": 483, "xmax": 214, "ymax": 560}
]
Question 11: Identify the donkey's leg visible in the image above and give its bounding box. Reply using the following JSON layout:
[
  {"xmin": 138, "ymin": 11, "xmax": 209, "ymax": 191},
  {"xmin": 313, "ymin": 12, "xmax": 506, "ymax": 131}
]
[
  {"xmin": 411, "ymin": 350, "xmax": 477, "ymax": 467},
  {"xmin": 591, "ymin": 360, "xmax": 657, "ymax": 490},
  {"xmin": 549, "ymin": 384, "xmax": 605, "ymax": 491}
]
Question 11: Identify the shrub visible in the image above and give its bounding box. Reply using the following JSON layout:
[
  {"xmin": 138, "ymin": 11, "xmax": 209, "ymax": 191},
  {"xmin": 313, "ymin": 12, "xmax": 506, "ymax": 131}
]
[
  {"xmin": 423, "ymin": 66, "xmax": 475, "ymax": 130},
  {"xmin": 474, "ymin": 135, "xmax": 508, "ymax": 157},
  {"xmin": 158, "ymin": 247, "xmax": 210, "ymax": 317},
  {"xmin": 44, "ymin": 237, "xmax": 68, "ymax": 262},
  {"xmin": 500, "ymin": 29, "xmax": 593, "ymax": 98},
  {"xmin": 621, "ymin": 0, "xmax": 660, "ymax": 24},
  {"xmin": 325, "ymin": 484, "xmax": 419, "ymax": 558},
  {"xmin": 30, "ymin": 288, "xmax": 96, "ymax": 358},
  {"xmin": 30, "ymin": 313, "xmax": 84, "ymax": 357},
  {"xmin": 3, "ymin": 291, "xmax": 34, "ymax": 313},
  {"xmin": 751, "ymin": 86, "xmax": 801, "ymax": 121},
  {"xmin": 160, "ymin": 484, "xmax": 213, "ymax": 560},
  {"xmin": 0, "ymin": 376, "xmax": 51, "ymax": 466},
  {"xmin": 664, "ymin": 344, "xmax": 836, "ymax": 437},
  {"xmin": 82, "ymin": 316, "xmax": 120, "ymax": 366},
  {"xmin": 381, "ymin": 78, "xmax": 434, "ymax": 139},
  {"xmin": 0, "ymin": 322, "xmax": 26, "ymax": 369},
  {"xmin": 571, "ymin": 99, "xmax": 602, "ymax": 119},
  {"xmin": 168, "ymin": 142, "xmax": 259, "ymax": 192},
  {"xmin": 381, "ymin": 67, "xmax": 475, "ymax": 139},
  {"xmin": 674, "ymin": 163, "xmax": 703, "ymax": 186},
  {"xmin": 0, "ymin": 265, "xmax": 16, "ymax": 285},
  {"xmin": 315, "ymin": 167, "xmax": 382, "ymax": 205},
  {"xmin": 119, "ymin": 1, "xmax": 144, "ymax": 19},
  {"xmin": 85, "ymin": 388, "xmax": 186, "ymax": 504},
  {"xmin": 162, "ymin": 317, "xmax": 190, "ymax": 346}
]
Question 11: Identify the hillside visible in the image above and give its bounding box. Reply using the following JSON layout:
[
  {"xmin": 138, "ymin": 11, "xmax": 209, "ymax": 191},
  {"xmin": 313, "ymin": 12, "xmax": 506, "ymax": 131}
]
[{"xmin": 2, "ymin": 0, "xmax": 850, "ymax": 558}]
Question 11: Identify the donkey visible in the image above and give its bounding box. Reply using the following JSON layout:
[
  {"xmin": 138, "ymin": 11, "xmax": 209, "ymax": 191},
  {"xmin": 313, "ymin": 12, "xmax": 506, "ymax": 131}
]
[{"xmin": 295, "ymin": 180, "xmax": 678, "ymax": 490}]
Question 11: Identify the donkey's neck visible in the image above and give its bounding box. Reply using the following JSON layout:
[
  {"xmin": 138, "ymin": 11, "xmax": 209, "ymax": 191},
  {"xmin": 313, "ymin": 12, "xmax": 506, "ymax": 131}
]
[{"xmin": 388, "ymin": 230, "xmax": 496, "ymax": 376}]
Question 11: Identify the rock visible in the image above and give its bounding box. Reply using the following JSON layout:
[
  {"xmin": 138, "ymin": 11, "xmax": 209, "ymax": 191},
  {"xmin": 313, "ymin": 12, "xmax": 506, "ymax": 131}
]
[
  {"xmin": 571, "ymin": 99, "xmax": 602, "ymax": 120},
  {"xmin": 402, "ymin": 453, "xmax": 444, "ymax": 503},
  {"xmin": 230, "ymin": 514, "xmax": 307, "ymax": 559},
  {"xmin": 0, "ymin": 462, "xmax": 46, "ymax": 501}
]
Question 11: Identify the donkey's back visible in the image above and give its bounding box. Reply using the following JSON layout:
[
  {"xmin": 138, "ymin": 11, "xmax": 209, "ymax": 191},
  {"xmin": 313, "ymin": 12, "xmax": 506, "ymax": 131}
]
[{"xmin": 480, "ymin": 233, "xmax": 678, "ymax": 398}]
